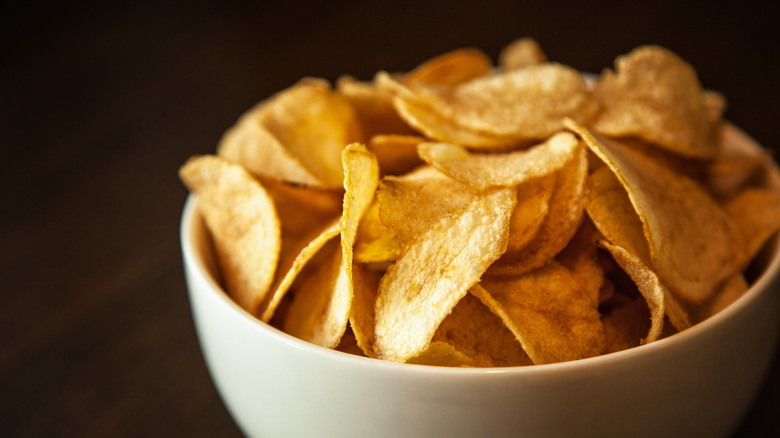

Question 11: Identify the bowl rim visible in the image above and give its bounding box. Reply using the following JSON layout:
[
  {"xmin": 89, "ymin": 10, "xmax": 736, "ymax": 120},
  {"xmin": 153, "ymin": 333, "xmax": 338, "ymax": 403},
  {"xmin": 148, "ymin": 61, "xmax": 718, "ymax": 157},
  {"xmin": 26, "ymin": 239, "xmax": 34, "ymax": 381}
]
[{"xmin": 180, "ymin": 124, "xmax": 780, "ymax": 376}]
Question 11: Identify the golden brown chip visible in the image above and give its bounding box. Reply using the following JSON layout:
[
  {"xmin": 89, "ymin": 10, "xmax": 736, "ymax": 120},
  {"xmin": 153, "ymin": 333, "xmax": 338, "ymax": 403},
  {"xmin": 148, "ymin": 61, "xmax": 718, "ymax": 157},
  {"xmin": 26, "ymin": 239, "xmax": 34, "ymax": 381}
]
[
  {"xmin": 601, "ymin": 295, "xmax": 651, "ymax": 354},
  {"xmin": 417, "ymin": 131, "xmax": 581, "ymax": 190},
  {"xmin": 336, "ymin": 75, "xmax": 417, "ymax": 138},
  {"xmin": 487, "ymin": 143, "xmax": 587, "ymax": 275},
  {"xmin": 283, "ymin": 241, "xmax": 349, "ymax": 347},
  {"xmin": 367, "ymin": 134, "xmax": 425, "ymax": 175},
  {"xmin": 347, "ymin": 262, "xmax": 384, "ymax": 358},
  {"xmin": 504, "ymin": 174, "xmax": 556, "ymax": 253},
  {"xmin": 179, "ymin": 155, "xmax": 282, "ymax": 314},
  {"xmin": 498, "ymin": 37, "xmax": 548, "ymax": 70},
  {"xmin": 353, "ymin": 199, "xmax": 404, "ymax": 263},
  {"xmin": 403, "ymin": 48, "xmax": 493, "ymax": 87},
  {"xmin": 406, "ymin": 341, "xmax": 475, "ymax": 367},
  {"xmin": 585, "ymin": 166, "xmax": 691, "ymax": 340},
  {"xmin": 377, "ymin": 165, "xmax": 483, "ymax": 238},
  {"xmin": 722, "ymin": 188, "xmax": 780, "ymax": 263},
  {"xmin": 260, "ymin": 219, "xmax": 340, "ymax": 322},
  {"xmin": 556, "ymin": 219, "xmax": 606, "ymax": 306},
  {"xmin": 400, "ymin": 63, "xmax": 596, "ymax": 139},
  {"xmin": 690, "ymin": 273, "xmax": 748, "ymax": 324},
  {"xmin": 473, "ymin": 261, "xmax": 606, "ymax": 365},
  {"xmin": 591, "ymin": 45, "xmax": 723, "ymax": 159},
  {"xmin": 260, "ymin": 178, "xmax": 342, "ymax": 236},
  {"xmin": 373, "ymin": 187, "xmax": 517, "ymax": 362},
  {"xmin": 568, "ymin": 119, "xmax": 745, "ymax": 304},
  {"xmin": 431, "ymin": 293, "xmax": 532, "ymax": 367}
]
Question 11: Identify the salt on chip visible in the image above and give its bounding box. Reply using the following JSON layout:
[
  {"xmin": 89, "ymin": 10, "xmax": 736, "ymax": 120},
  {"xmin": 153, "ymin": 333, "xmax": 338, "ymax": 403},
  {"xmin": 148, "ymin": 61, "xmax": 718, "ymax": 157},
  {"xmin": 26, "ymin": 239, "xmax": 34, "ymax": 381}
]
[
  {"xmin": 417, "ymin": 131, "xmax": 581, "ymax": 190},
  {"xmin": 179, "ymin": 155, "xmax": 282, "ymax": 314},
  {"xmin": 591, "ymin": 45, "xmax": 724, "ymax": 159},
  {"xmin": 487, "ymin": 143, "xmax": 587, "ymax": 276},
  {"xmin": 373, "ymin": 187, "xmax": 517, "ymax": 362},
  {"xmin": 568, "ymin": 119, "xmax": 745, "ymax": 304},
  {"xmin": 473, "ymin": 261, "xmax": 606, "ymax": 365},
  {"xmin": 402, "ymin": 48, "xmax": 492, "ymax": 87}
]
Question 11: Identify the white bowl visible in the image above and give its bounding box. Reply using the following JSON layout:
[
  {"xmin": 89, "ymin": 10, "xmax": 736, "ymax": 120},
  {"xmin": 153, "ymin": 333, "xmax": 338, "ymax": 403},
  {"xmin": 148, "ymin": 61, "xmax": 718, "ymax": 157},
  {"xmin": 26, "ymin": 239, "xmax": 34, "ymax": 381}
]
[{"xmin": 180, "ymin": 125, "xmax": 780, "ymax": 438}]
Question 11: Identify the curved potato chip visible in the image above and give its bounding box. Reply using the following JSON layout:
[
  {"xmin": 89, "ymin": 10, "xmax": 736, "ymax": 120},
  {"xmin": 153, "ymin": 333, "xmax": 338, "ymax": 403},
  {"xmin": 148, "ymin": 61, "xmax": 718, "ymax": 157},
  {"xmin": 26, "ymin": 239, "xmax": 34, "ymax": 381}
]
[
  {"xmin": 722, "ymin": 188, "xmax": 780, "ymax": 263},
  {"xmin": 348, "ymin": 262, "xmax": 384, "ymax": 358},
  {"xmin": 601, "ymin": 295, "xmax": 651, "ymax": 354},
  {"xmin": 260, "ymin": 219, "xmax": 340, "ymax": 322},
  {"xmin": 585, "ymin": 166, "xmax": 691, "ymax": 339},
  {"xmin": 430, "ymin": 293, "xmax": 532, "ymax": 367},
  {"xmin": 498, "ymin": 37, "xmax": 547, "ymax": 70},
  {"xmin": 179, "ymin": 155, "xmax": 282, "ymax": 314},
  {"xmin": 415, "ymin": 63, "xmax": 597, "ymax": 138},
  {"xmin": 504, "ymin": 174, "xmax": 556, "ymax": 253},
  {"xmin": 591, "ymin": 45, "xmax": 723, "ymax": 159},
  {"xmin": 261, "ymin": 79, "xmax": 364, "ymax": 188},
  {"xmin": 690, "ymin": 273, "xmax": 748, "ymax": 323},
  {"xmin": 487, "ymin": 143, "xmax": 587, "ymax": 276},
  {"xmin": 336, "ymin": 75, "xmax": 416, "ymax": 138},
  {"xmin": 283, "ymin": 242, "xmax": 350, "ymax": 347},
  {"xmin": 568, "ymin": 120, "xmax": 745, "ymax": 304},
  {"xmin": 260, "ymin": 178, "xmax": 342, "ymax": 236},
  {"xmin": 474, "ymin": 261, "xmax": 606, "ymax": 365},
  {"xmin": 375, "ymin": 72, "xmax": 523, "ymax": 149},
  {"xmin": 367, "ymin": 134, "xmax": 424, "ymax": 175},
  {"xmin": 418, "ymin": 131, "xmax": 580, "ymax": 190},
  {"xmin": 377, "ymin": 166, "xmax": 483, "ymax": 237},
  {"xmin": 403, "ymin": 48, "xmax": 492, "ymax": 87},
  {"xmin": 406, "ymin": 341, "xmax": 475, "ymax": 367},
  {"xmin": 217, "ymin": 102, "xmax": 324, "ymax": 186},
  {"xmin": 354, "ymin": 199, "xmax": 404, "ymax": 263},
  {"xmin": 556, "ymin": 219, "xmax": 606, "ymax": 305},
  {"xmin": 373, "ymin": 187, "xmax": 517, "ymax": 362}
]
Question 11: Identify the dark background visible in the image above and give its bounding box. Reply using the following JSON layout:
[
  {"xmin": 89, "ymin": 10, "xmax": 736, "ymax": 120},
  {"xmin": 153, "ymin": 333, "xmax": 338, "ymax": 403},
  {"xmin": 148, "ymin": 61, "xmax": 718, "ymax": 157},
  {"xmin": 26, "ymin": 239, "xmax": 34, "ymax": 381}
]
[{"xmin": 2, "ymin": 1, "xmax": 778, "ymax": 436}]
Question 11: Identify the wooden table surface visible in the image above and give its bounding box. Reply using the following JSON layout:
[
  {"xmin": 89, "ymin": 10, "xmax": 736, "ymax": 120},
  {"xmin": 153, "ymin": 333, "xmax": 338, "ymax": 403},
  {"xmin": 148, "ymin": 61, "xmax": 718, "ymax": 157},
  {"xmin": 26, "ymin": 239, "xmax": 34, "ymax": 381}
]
[{"xmin": 2, "ymin": 1, "xmax": 778, "ymax": 436}]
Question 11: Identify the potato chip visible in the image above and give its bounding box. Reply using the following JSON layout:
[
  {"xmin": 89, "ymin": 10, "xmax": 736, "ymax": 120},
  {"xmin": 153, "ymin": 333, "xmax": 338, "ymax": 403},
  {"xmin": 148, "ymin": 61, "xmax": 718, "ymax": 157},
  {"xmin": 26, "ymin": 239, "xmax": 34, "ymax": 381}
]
[
  {"xmin": 591, "ymin": 45, "xmax": 723, "ymax": 159},
  {"xmin": 402, "ymin": 48, "xmax": 492, "ymax": 87},
  {"xmin": 399, "ymin": 63, "xmax": 596, "ymax": 139},
  {"xmin": 283, "ymin": 241, "xmax": 349, "ymax": 347},
  {"xmin": 377, "ymin": 166, "xmax": 483, "ymax": 238},
  {"xmin": 260, "ymin": 177, "xmax": 342, "ymax": 236},
  {"xmin": 336, "ymin": 75, "xmax": 417, "ymax": 138},
  {"xmin": 690, "ymin": 273, "xmax": 748, "ymax": 324},
  {"xmin": 722, "ymin": 188, "xmax": 780, "ymax": 263},
  {"xmin": 556, "ymin": 219, "xmax": 607, "ymax": 305},
  {"xmin": 353, "ymin": 199, "xmax": 404, "ymax": 263},
  {"xmin": 406, "ymin": 341, "xmax": 475, "ymax": 367},
  {"xmin": 367, "ymin": 134, "xmax": 424, "ymax": 175},
  {"xmin": 504, "ymin": 174, "xmax": 556, "ymax": 253},
  {"xmin": 568, "ymin": 119, "xmax": 745, "ymax": 304},
  {"xmin": 601, "ymin": 295, "xmax": 651, "ymax": 354},
  {"xmin": 217, "ymin": 101, "xmax": 324, "ymax": 186},
  {"xmin": 180, "ymin": 155, "xmax": 282, "ymax": 314},
  {"xmin": 487, "ymin": 143, "xmax": 587, "ymax": 275},
  {"xmin": 375, "ymin": 73, "xmax": 517, "ymax": 149},
  {"xmin": 260, "ymin": 219, "xmax": 340, "ymax": 322},
  {"xmin": 348, "ymin": 262, "xmax": 384, "ymax": 358},
  {"xmin": 498, "ymin": 37, "xmax": 547, "ymax": 70},
  {"xmin": 373, "ymin": 187, "xmax": 516, "ymax": 362},
  {"xmin": 473, "ymin": 261, "xmax": 606, "ymax": 365},
  {"xmin": 429, "ymin": 293, "xmax": 532, "ymax": 367},
  {"xmin": 417, "ymin": 131, "xmax": 581, "ymax": 190}
]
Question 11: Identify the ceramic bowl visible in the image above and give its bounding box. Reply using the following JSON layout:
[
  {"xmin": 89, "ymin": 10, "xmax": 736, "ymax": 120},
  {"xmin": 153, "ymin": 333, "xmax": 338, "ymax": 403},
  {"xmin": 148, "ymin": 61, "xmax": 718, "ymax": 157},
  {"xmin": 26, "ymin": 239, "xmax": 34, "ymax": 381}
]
[{"xmin": 180, "ymin": 124, "xmax": 780, "ymax": 438}]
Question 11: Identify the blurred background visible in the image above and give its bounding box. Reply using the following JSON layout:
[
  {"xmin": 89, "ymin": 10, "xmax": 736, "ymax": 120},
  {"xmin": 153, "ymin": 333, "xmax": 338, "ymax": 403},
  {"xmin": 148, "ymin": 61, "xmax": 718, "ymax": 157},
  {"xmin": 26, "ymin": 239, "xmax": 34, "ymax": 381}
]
[{"xmin": 2, "ymin": 0, "xmax": 778, "ymax": 436}]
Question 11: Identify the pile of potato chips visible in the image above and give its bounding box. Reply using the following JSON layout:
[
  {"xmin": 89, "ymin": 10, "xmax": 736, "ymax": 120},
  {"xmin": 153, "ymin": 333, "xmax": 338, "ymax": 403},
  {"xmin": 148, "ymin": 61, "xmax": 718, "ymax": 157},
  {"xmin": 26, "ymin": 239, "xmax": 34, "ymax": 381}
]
[{"xmin": 180, "ymin": 38, "xmax": 780, "ymax": 366}]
